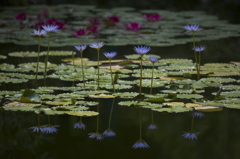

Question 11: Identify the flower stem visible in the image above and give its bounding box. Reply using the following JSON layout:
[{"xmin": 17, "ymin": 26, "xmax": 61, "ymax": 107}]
[
  {"xmin": 44, "ymin": 34, "xmax": 51, "ymax": 85},
  {"xmin": 139, "ymin": 55, "xmax": 143, "ymax": 95},
  {"xmin": 35, "ymin": 36, "xmax": 41, "ymax": 80},
  {"xmin": 192, "ymin": 32, "xmax": 200, "ymax": 80},
  {"xmin": 198, "ymin": 51, "xmax": 201, "ymax": 75},
  {"xmin": 139, "ymin": 108, "xmax": 142, "ymax": 139},
  {"xmin": 190, "ymin": 116, "xmax": 195, "ymax": 131},
  {"xmin": 48, "ymin": 115, "xmax": 51, "ymax": 125},
  {"xmin": 108, "ymin": 98, "xmax": 115, "ymax": 128},
  {"xmin": 151, "ymin": 110, "xmax": 154, "ymax": 123},
  {"xmin": 80, "ymin": 51, "xmax": 85, "ymax": 87},
  {"xmin": 150, "ymin": 63, "xmax": 154, "ymax": 94},
  {"xmin": 109, "ymin": 58, "xmax": 116, "ymax": 93},
  {"xmin": 72, "ymin": 51, "xmax": 77, "ymax": 72},
  {"xmin": 97, "ymin": 49, "xmax": 100, "ymax": 89},
  {"xmin": 37, "ymin": 114, "xmax": 40, "ymax": 125},
  {"xmin": 96, "ymin": 100, "xmax": 99, "ymax": 132}
]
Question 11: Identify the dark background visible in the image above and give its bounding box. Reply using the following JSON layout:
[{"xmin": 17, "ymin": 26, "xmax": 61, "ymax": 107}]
[{"xmin": 1, "ymin": 0, "xmax": 240, "ymax": 24}]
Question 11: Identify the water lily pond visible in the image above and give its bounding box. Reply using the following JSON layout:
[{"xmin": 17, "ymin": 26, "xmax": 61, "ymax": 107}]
[{"xmin": 1, "ymin": 4, "xmax": 240, "ymax": 159}]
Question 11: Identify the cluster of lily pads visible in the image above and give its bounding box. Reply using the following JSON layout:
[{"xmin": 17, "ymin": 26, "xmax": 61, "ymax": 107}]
[
  {"xmin": 1, "ymin": 5, "xmax": 240, "ymax": 148},
  {"xmin": 1, "ymin": 4, "xmax": 240, "ymax": 46}
]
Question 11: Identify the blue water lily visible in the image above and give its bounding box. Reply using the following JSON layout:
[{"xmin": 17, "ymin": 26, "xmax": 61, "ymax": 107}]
[
  {"xmin": 183, "ymin": 24, "xmax": 202, "ymax": 32},
  {"xmin": 149, "ymin": 56, "xmax": 159, "ymax": 63},
  {"xmin": 42, "ymin": 24, "xmax": 59, "ymax": 32},
  {"xmin": 134, "ymin": 45, "xmax": 151, "ymax": 55},
  {"xmin": 193, "ymin": 46, "xmax": 206, "ymax": 52},
  {"xmin": 103, "ymin": 52, "xmax": 117, "ymax": 59},
  {"xmin": 75, "ymin": 45, "xmax": 87, "ymax": 51},
  {"xmin": 31, "ymin": 29, "xmax": 47, "ymax": 36},
  {"xmin": 90, "ymin": 42, "xmax": 104, "ymax": 49}
]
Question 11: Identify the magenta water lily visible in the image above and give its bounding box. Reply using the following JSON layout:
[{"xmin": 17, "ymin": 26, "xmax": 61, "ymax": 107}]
[{"xmin": 126, "ymin": 22, "xmax": 141, "ymax": 31}]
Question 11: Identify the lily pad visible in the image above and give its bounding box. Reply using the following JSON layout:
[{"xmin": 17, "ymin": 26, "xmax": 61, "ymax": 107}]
[{"xmin": 68, "ymin": 111, "xmax": 99, "ymax": 117}]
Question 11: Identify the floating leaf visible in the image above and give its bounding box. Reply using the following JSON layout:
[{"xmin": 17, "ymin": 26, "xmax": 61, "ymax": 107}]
[
  {"xmin": 152, "ymin": 107, "xmax": 193, "ymax": 113},
  {"xmin": 163, "ymin": 102, "xmax": 185, "ymax": 107},
  {"xmin": 118, "ymin": 101, "xmax": 151, "ymax": 107},
  {"xmin": 20, "ymin": 89, "xmax": 41, "ymax": 103},
  {"xmin": 68, "ymin": 111, "xmax": 99, "ymax": 117},
  {"xmin": 194, "ymin": 106, "xmax": 223, "ymax": 112},
  {"xmin": 88, "ymin": 94, "xmax": 115, "ymax": 98}
]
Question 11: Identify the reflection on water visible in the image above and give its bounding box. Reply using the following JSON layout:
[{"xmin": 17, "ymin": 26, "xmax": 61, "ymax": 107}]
[{"xmin": 2, "ymin": 105, "xmax": 240, "ymax": 159}]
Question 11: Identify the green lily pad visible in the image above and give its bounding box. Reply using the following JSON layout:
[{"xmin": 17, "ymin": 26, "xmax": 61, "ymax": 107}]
[
  {"xmin": 118, "ymin": 101, "xmax": 151, "ymax": 107},
  {"xmin": 152, "ymin": 107, "xmax": 193, "ymax": 113},
  {"xmin": 68, "ymin": 111, "xmax": 99, "ymax": 117},
  {"xmin": 20, "ymin": 89, "xmax": 41, "ymax": 103}
]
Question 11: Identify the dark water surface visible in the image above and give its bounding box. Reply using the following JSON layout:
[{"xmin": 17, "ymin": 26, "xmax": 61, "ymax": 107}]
[{"xmin": 1, "ymin": 104, "xmax": 240, "ymax": 159}]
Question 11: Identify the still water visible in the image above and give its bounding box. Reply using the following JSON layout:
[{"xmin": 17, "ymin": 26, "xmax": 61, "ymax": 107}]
[{"xmin": 1, "ymin": 102, "xmax": 240, "ymax": 159}]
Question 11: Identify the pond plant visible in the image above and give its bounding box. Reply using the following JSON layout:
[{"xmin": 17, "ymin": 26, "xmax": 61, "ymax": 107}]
[
  {"xmin": 90, "ymin": 42, "xmax": 105, "ymax": 89},
  {"xmin": 31, "ymin": 29, "xmax": 47, "ymax": 79},
  {"xmin": 149, "ymin": 56, "xmax": 159, "ymax": 94},
  {"xmin": 103, "ymin": 51, "xmax": 117, "ymax": 93},
  {"xmin": 183, "ymin": 24, "xmax": 202, "ymax": 80},
  {"xmin": 74, "ymin": 117, "xmax": 86, "ymax": 130},
  {"xmin": 42, "ymin": 24, "xmax": 59, "ymax": 84},
  {"xmin": 182, "ymin": 112, "xmax": 204, "ymax": 140},
  {"xmin": 134, "ymin": 45, "xmax": 151, "ymax": 95},
  {"xmin": 74, "ymin": 45, "xmax": 87, "ymax": 87},
  {"xmin": 132, "ymin": 108, "xmax": 149, "ymax": 149}
]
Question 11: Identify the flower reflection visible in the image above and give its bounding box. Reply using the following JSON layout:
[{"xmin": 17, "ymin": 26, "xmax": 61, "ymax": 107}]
[
  {"xmin": 192, "ymin": 112, "xmax": 205, "ymax": 118},
  {"xmin": 88, "ymin": 132, "xmax": 103, "ymax": 140},
  {"xmin": 148, "ymin": 123, "xmax": 158, "ymax": 130},
  {"xmin": 182, "ymin": 132, "xmax": 200, "ymax": 140},
  {"xmin": 29, "ymin": 125, "xmax": 45, "ymax": 133},
  {"xmin": 132, "ymin": 139, "xmax": 149, "ymax": 149},
  {"xmin": 41, "ymin": 125, "xmax": 59, "ymax": 134},
  {"xmin": 102, "ymin": 128, "xmax": 116, "ymax": 137},
  {"xmin": 73, "ymin": 121, "xmax": 86, "ymax": 130}
]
